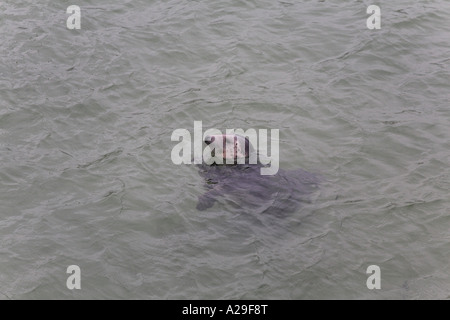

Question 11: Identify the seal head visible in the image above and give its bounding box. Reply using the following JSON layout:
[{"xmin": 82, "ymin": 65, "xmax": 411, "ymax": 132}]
[{"xmin": 204, "ymin": 134, "xmax": 256, "ymax": 165}]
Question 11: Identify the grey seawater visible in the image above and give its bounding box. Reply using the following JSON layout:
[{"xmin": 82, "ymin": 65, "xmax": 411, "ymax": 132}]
[{"xmin": 0, "ymin": 0, "xmax": 449, "ymax": 299}]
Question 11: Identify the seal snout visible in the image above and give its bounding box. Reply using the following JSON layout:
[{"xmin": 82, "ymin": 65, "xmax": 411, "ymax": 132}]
[{"xmin": 204, "ymin": 135, "xmax": 215, "ymax": 145}]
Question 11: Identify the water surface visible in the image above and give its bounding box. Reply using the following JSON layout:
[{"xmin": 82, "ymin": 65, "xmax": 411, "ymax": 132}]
[{"xmin": 0, "ymin": 0, "xmax": 449, "ymax": 299}]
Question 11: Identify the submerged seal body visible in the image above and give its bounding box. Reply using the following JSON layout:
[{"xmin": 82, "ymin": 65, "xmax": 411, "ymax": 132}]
[{"xmin": 196, "ymin": 134, "xmax": 320, "ymax": 214}]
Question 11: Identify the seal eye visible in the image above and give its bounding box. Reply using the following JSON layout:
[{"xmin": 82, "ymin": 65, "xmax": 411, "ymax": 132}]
[{"xmin": 205, "ymin": 136, "xmax": 215, "ymax": 145}]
